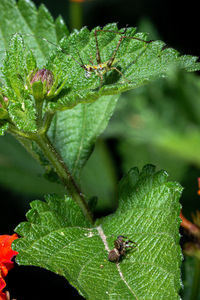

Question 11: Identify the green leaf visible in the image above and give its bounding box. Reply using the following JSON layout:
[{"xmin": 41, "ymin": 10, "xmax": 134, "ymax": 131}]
[
  {"xmin": 8, "ymin": 99, "xmax": 37, "ymax": 132},
  {"xmin": 2, "ymin": 33, "xmax": 29, "ymax": 99},
  {"xmin": 0, "ymin": 0, "xmax": 68, "ymax": 66},
  {"xmin": 48, "ymin": 95, "xmax": 119, "ymax": 181},
  {"xmin": 14, "ymin": 165, "xmax": 182, "ymax": 299},
  {"xmin": 44, "ymin": 23, "xmax": 200, "ymax": 112}
]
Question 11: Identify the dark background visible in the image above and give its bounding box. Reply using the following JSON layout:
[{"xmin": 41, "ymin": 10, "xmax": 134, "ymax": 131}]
[{"xmin": 1, "ymin": 0, "xmax": 200, "ymax": 299}]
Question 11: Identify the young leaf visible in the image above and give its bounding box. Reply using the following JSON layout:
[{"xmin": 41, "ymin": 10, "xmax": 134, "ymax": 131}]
[
  {"xmin": 13, "ymin": 165, "xmax": 182, "ymax": 299},
  {"xmin": 2, "ymin": 33, "xmax": 29, "ymax": 99},
  {"xmin": 8, "ymin": 100, "xmax": 37, "ymax": 132}
]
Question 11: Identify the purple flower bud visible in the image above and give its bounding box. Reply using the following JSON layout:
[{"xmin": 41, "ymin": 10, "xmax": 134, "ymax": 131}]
[{"xmin": 30, "ymin": 69, "xmax": 54, "ymax": 92}]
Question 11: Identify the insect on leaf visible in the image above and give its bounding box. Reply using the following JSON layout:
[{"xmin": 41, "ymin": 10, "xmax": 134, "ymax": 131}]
[
  {"xmin": 13, "ymin": 165, "xmax": 182, "ymax": 299},
  {"xmin": 40, "ymin": 22, "xmax": 200, "ymax": 112}
]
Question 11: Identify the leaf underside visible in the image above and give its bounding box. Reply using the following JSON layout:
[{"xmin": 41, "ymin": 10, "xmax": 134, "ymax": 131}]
[
  {"xmin": 48, "ymin": 95, "xmax": 119, "ymax": 180},
  {"xmin": 13, "ymin": 165, "xmax": 182, "ymax": 300}
]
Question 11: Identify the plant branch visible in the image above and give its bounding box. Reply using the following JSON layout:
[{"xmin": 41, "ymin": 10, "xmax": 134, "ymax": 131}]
[
  {"xmin": 33, "ymin": 133, "xmax": 94, "ymax": 224},
  {"xmin": 35, "ymin": 101, "xmax": 43, "ymax": 129}
]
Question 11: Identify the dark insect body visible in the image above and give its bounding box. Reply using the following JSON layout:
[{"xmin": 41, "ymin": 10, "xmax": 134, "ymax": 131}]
[{"xmin": 108, "ymin": 235, "xmax": 137, "ymax": 263}]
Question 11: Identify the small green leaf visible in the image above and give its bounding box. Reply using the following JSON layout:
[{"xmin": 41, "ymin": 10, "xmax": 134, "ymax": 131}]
[
  {"xmin": 2, "ymin": 33, "xmax": 28, "ymax": 99},
  {"xmin": 8, "ymin": 99, "xmax": 37, "ymax": 132},
  {"xmin": 14, "ymin": 165, "xmax": 182, "ymax": 299},
  {"xmin": 55, "ymin": 15, "xmax": 69, "ymax": 41},
  {"xmin": 25, "ymin": 50, "xmax": 37, "ymax": 74},
  {"xmin": 31, "ymin": 81, "xmax": 44, "ymax": 102}
]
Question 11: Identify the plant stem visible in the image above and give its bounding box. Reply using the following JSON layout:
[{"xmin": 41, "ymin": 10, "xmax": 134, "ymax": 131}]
[
  {"xmin": 42, "ymin": 112, "xmax": 54, "ymax": 133},
  {"xmin": 35, "ymin": 101, "xmax": 43, "ymax": 128},
  {"xmin": 33, "ymin": 133, "xmax": 94, "ymax": 224},
  {"xmin": 190, "ymin": 258, "xmax": 200, "ymax": 300}
]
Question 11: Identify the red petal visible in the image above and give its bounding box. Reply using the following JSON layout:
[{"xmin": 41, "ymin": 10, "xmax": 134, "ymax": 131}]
[
  {"xmin": 0, "ymin": 276, "xmax": 6, "ymax": 292},
  {"xmin": 0, "ymin": 291, "xmax": 7, "ymax": 300},
  {"xmin": 0, "ymin": 276, "xmax": 6, "ymax": 300},
  {"xmin": 0, "ymin": 234, "xmax": 18, "ymax": 278},
  {"xmin": 0, "ymin": 234, "xmax": 18, "ymax": 263}
]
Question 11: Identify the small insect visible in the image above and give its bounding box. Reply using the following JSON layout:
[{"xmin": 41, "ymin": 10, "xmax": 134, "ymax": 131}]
[
  {"xmin": 108, "ymin": 235, "xmax": 137, "ymax": 263},
  {"xmin": 73, "ymin": 27, "xmax": 152, "ymax": 87}
]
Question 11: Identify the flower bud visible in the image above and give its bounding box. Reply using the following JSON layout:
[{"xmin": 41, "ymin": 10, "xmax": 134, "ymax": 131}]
[
  {"xmin": 28, "ymin": 68, "xmax": 68, "ymax": 102},
  {"xmin": 29, "ymin": 69, "xmax": 54, "ymax": 102},
  {"xmin": 30, "ymin": 69, "xmax": 54, "ymax": 92}
]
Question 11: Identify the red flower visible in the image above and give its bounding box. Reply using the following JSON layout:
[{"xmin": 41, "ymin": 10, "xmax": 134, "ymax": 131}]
[{"xmin": 0, "ymin": 234, "xmax": 18, "ymax": 300}]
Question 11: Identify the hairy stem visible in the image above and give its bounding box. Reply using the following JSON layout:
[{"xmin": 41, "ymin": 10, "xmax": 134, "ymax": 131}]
[
  {"xmin": 33, "ymin": 133, "xmax": 94, "ymax": 224},
  {"xmin": 42, "ymin": 112, "xmax": 54, "ymax": 133},
  {"xmin": 35, "ymin": 101, "xmax": 43, "ymax": 128}
]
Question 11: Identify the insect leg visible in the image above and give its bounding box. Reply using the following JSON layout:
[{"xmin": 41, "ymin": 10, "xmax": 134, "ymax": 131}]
[
  {"xmin": 106, "ymin": 27, "xmax": 128, "ymax": 68},
  {"xmin": 99, "ymin": 73, "xmax": 104, "ymax": 88},
  {"xmin": 94, "ymin": 29, "xmax": 102, "ymax": 65},
  {"xmin": 125, "ymin": 240, "xmax": 137, "ymax": 248},
  {"xmin": 96, "ymin": 29, "xmax": 152, "ymax": 44},
  {"xmin": 110, "ymin": 67, "xmax": 130, "ymax": 83}
]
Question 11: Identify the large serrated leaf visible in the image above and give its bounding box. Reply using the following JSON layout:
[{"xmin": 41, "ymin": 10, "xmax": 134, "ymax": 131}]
[
  {"xmin": 43, "ymin": 23, "xmax": 200, "ymax": 112},
  {"xmin": 13, "ymin": 165, "xmax": 182, "ymax": 299}
]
